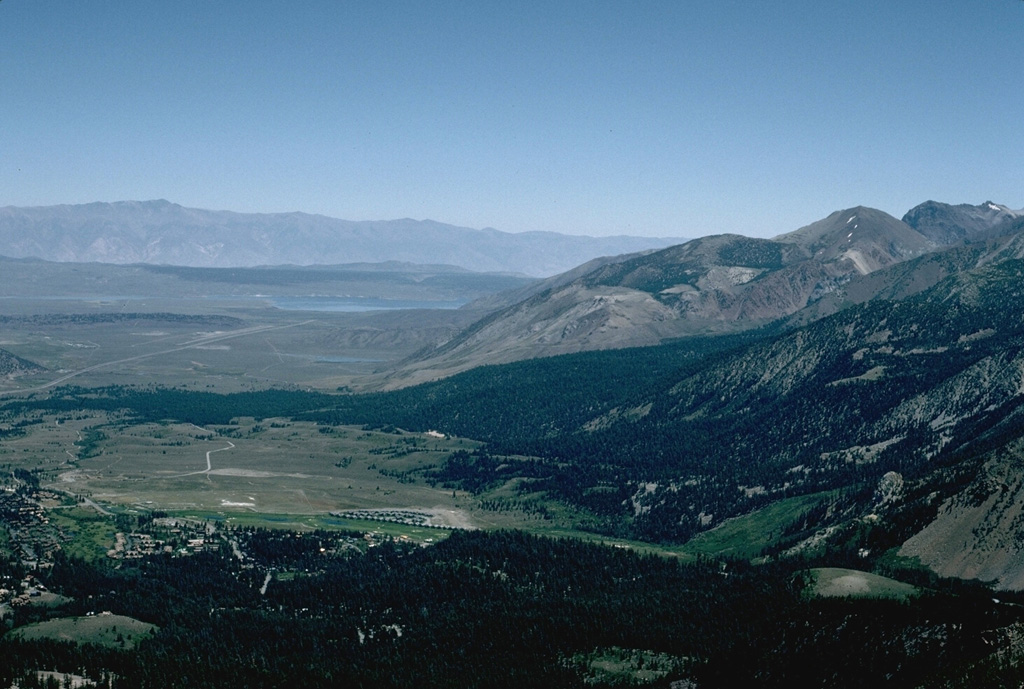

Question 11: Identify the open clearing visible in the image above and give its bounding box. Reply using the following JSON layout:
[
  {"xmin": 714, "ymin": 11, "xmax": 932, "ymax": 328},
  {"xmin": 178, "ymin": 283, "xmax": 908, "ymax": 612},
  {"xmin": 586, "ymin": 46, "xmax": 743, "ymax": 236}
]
[
  {"xmin": 38, "ymin": 413, "xmax": 485, "ymax": 518},
  {"xmin": 10, "ymin": 614, "xmax": 158, "ymax": 650},
  {"xmin": 808, "ymin": 567, "xmax": 921, "ymax": 600},
  {"xmin": 1, "ymin": 407, "xmax": 783, "ymax": 555},
  {"xmin": 680, "ymin": 492, "xmax": 830, "ymax": 559},
  {"xmin": 1, "ymin": 410, "xmax": 600, "ymax": 543}
]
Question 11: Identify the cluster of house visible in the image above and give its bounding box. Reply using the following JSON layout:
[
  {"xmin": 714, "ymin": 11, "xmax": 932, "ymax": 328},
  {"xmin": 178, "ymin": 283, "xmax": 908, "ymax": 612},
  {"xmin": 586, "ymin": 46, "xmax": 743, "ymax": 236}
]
[
  {"xmin": 107, "ymin": 531, "xmax": 170, "ymax": 559},
  {"xmin": 331, "ymin": 508, "xmax": 462, "ymax": 530},
  {"xmin": 0, "ymin": 487, "xmax": 48, "ymax": 528},
  {"xmin": 0, "ymin": 486, "xmax": 61, "ymax": 569},
  {"xmin": 106, "ymin": 518, "xmax": 221, "ymax": 560},
  {"xmin": 0, "ymin": 573, "xmax": 49, "ymax": 608}
]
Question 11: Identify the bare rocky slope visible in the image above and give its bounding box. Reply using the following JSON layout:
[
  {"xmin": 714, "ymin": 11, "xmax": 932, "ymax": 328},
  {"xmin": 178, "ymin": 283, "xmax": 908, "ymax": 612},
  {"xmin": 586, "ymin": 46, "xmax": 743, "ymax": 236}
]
[
  {"xmin": 899, "ymin": 439, "xmax": 1024, "ymax": 590},
  {"xmin": 774, "ymin": 205, "xmax": 933, "ymax": 274},
  {"xmin": 901, "ymin": 200, "xmax": 1023, "ymax": 245},
  {"xmin": 0, "ymin": 347, "xmax": 45, "ymax": 378}
]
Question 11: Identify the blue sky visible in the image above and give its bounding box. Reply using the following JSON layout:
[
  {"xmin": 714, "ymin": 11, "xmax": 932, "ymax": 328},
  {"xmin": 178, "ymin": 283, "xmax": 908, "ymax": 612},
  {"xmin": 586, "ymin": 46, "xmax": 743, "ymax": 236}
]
[{"xmin": 1, "ymin": 1, "xmax": 1021, "ymax": 238}]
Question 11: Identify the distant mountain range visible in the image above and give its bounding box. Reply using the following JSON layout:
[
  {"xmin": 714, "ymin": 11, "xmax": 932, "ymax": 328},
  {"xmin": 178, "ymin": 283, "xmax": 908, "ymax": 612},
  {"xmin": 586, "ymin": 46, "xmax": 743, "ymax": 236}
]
[
  {"xmin": 385, "ymin": 200, "xmax": 1023, "ymax": 385},
  {"xmin": 0, "ymin": 200, "xmax": 687, "ymax": 277}
]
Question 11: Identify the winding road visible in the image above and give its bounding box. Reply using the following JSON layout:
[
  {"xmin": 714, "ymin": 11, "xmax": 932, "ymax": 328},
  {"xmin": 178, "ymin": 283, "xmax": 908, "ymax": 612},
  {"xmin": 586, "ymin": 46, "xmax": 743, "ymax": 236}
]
[{"xmin": 176, "ymin": 440, "xmax": 235, "ymax": 478}]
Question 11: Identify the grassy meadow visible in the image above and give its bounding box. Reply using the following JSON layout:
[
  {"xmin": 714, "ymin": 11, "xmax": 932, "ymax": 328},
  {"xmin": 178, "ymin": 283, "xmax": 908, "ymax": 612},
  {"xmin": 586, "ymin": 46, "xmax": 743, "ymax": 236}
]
[
  {"xmin": 678, "ymin": 492, "xmax": 830, "ymax": 559},
  {"xmin": 2, "ymin": 408, "xmax": 618, "ymax": 547},
  {"xmin": 0, "ymin": 405, "xmax": 854, "ymax": 558}
]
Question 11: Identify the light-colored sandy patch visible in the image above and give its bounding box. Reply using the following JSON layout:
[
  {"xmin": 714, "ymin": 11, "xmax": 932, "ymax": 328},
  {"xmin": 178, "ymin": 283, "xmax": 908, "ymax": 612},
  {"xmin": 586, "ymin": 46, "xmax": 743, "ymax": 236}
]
[
  {"xmin": 428, "ymin": 506, "xmax": 475, "ymax": 529},
  {"xmin": 842, "ymin": 249, "xmax": 873, "ymax": 275},
  {"xmin": 828, "ymin": 365, "xmax": 886, "ymax": 386},
  {"xmin": 34, "ymin": 672, "xmax": 93, "ymax": 689},
  {"xmin": 959, "ymin": 328, "xmax": 996, "ymax": 343},
  {"xmin": 659, "ymin": 284, "xmax": 698, "ymax": 295},
  {"xmin": 819, "ymin": 436, "xmax": 902, "ymax": 465}
]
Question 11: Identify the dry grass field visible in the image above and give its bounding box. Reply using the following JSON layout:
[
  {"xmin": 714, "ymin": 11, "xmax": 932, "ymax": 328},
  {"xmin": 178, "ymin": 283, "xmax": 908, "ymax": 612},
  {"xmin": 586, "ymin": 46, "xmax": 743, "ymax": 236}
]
[{"xmin": 0, "ymin": 304, "xmax": 391, "ymax": 393}]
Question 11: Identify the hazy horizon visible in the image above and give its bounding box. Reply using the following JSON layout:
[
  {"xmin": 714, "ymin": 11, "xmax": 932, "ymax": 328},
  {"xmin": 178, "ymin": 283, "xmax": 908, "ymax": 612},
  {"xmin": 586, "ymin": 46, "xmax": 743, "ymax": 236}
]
[{"xmin": 2, "ymin": 1, "xmax": 1021, "ymax": 238}]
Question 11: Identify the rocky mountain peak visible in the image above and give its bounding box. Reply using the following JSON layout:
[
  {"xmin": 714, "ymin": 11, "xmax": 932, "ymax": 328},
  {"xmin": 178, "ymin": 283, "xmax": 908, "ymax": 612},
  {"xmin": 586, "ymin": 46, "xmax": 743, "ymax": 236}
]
[
  {"xmin": 902, "ymin": 200, "xmax": 1023, "ymax": 245},
  {"xmin": 774, "ymin": 206, "xmax": 933, "ymax": 274}
]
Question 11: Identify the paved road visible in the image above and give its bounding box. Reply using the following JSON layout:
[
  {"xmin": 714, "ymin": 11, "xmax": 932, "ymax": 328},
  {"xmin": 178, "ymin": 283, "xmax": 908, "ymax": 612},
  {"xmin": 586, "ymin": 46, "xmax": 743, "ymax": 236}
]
[{"xmin": 81, "ymin": 496, "xmax": 113, "ymax": 516}]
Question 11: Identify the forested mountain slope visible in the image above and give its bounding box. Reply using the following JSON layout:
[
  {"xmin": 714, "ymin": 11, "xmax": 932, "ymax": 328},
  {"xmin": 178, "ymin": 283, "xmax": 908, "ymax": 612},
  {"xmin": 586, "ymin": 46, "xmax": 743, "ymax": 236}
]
[{"xmin": 306, "ymin": 255, "xmax": 1024, "ymax": 579}]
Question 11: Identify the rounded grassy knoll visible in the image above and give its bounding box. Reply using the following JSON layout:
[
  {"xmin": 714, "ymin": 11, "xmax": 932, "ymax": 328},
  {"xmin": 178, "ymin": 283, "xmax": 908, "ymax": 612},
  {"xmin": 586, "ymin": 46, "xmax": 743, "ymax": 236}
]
[
  {"xmin": 808, "ymin": 567, "xmax": 920, "ymax": 601},
  {"xmin": 8, "ymin": 614, "xmax": 157, "ymax": 650}
]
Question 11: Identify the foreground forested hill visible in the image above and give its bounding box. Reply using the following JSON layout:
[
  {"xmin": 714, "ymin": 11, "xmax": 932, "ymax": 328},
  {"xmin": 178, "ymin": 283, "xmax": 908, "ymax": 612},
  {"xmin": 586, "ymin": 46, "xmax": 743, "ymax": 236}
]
[{"xmin": 4, "ymin": 528, "xmax": 1023, "ymax": 688}]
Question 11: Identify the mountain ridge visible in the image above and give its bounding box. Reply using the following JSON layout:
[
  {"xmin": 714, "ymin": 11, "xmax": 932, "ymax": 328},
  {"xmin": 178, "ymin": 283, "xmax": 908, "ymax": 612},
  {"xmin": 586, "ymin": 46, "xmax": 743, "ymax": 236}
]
[
  {"xmin": 0, "ymin": 200, "xmax": 688, "ymax": 277},
  {"xmin": 384, "ymin": 201, "xmax": 1022, "ymax": 386},
  {"xmin": 902, "ymin": 199, "xmax": 1024, "ymax": 245}
]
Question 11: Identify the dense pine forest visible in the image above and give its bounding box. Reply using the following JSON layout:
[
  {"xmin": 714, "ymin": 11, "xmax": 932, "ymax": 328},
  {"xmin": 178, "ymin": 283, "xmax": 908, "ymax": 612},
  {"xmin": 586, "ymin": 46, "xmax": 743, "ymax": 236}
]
[{"xmin": 3, "ymin": 528, "xmax": 1023, "ymax": 688}]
